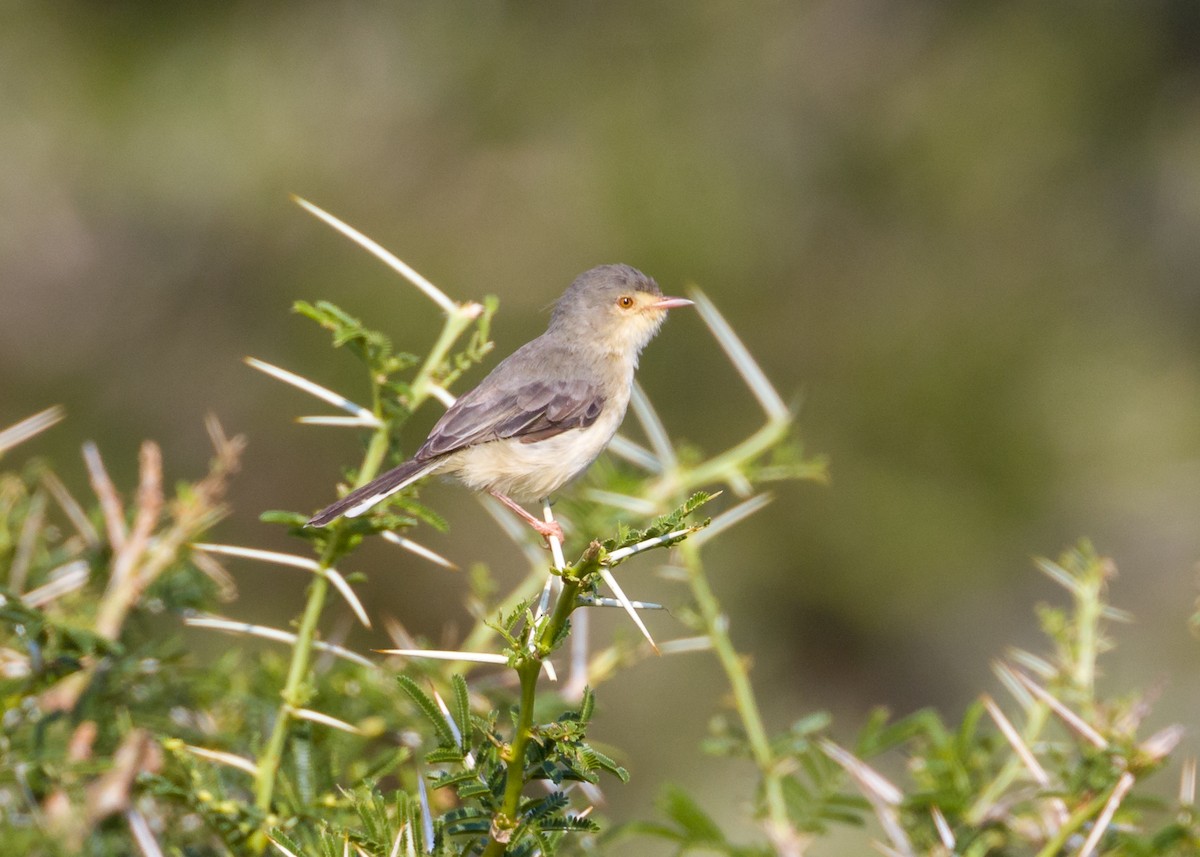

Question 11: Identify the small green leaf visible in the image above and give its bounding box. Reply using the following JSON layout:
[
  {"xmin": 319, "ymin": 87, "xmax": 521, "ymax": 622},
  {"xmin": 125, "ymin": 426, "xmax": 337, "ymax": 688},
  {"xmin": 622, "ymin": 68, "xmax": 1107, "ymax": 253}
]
[
  {"xmin": 455, "ymin": 781, "xmax": 493, "ymax": 801},
  {"xmin": 451, "ymin": 674, "xmax": 471, "ymax": 752},
  {"xmin": 602, "ymin": 491, "xmax": 714, "ymax": 554},
  {"xmin": 260, "ymin": 510, "xmax": 310, "ymax": 528},
  {"xmin": 586, "ymin": 746, "xmax": 629, "ymax": 784},
  {"xmin": 658, "ymin": 785, "xmax": 724, "ymax": 844},
  {"xmin": 425, "ymin": 747, "xmax": 467, "ymax": 765},
  {"xmin": 578, "ymin": 686, "xmax": 595, "ymax": 724},
  {"xmin": 430, "ymin": 768, "xmax": 480, "ymax": 790},
  {"xmin": 397, "ymin": 675, "xmax": 456, "ymax": 748}
]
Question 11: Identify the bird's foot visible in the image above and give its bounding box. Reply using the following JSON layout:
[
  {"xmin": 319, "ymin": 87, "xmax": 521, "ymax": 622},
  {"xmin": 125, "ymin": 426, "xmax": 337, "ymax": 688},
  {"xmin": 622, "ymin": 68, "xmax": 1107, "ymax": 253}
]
[
  {"xmin": 530, "ymin": 517, "xmax": 565, "ymax": 546},
  {"xmin": 489, "ymin": 490, "xmax": 565, "ymax": 546}
]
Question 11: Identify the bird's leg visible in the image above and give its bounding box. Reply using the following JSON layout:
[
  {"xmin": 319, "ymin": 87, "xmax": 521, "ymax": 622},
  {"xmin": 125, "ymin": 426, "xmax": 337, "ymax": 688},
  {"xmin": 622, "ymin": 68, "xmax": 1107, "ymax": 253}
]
[{"xmin": 489, "ymin": 490, "xmax": 565, "ymax": 544}]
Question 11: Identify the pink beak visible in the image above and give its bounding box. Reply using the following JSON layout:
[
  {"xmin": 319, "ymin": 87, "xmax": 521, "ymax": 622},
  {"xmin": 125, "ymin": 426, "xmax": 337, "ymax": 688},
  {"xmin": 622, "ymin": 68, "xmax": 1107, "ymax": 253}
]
[{"xmin": 651, "ymin": 296, "xmax": 694, "ymax": 310}]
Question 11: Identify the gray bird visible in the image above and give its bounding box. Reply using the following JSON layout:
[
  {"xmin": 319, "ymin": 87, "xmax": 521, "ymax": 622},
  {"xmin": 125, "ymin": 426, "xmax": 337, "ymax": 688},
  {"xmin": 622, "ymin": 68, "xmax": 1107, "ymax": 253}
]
[{"xmin": 308, "ymin": 264, "xmax": 691, "ymax": 541}]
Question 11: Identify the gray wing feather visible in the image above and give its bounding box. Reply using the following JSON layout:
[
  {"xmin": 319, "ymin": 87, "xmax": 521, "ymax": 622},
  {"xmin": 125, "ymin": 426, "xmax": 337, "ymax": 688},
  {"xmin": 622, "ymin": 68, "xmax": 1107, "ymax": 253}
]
[
  {"xmin": 415, "ymin": 346, "xmax": 606, "ymax": 459},
  {"xmin": 417, "ymin": 379, "xmax": 605, "ymax": 458}
]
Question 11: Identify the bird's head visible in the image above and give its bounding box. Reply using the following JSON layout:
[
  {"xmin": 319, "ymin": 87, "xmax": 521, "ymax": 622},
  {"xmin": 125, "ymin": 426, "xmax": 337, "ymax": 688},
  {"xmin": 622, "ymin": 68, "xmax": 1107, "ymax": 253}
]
[{"xmin": 550, "ymin": 264, "xmax": 692, "ymax": 359}]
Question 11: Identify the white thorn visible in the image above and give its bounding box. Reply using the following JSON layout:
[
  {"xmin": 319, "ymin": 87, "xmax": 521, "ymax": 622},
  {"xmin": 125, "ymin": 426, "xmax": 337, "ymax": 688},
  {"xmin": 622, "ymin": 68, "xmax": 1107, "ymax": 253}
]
[
  {"xmin": 292, "ymin": 196, "xmax": 463, "ymax": 315},
  {"xmin": 381, "ymin": 531, "xmax": 458, "ymax": 569},
  {"xmin": 630, "ymin": 383, "xmax": 677, "ymax": 469},
  {"xmin": 20, "ymin": 561, "xmax": 89, "ymax": 607},
  {"xmin": 605, "ymin": 529, "xmax": 694, "ymax": 564},
  {"xmin": 245, "ymin": 357, "xmax": 379, "ymax": 424},
  {"xmin": 0, "ymin": 405, "xmax": 65, "ymax": 456},
  {"xmin": 376, "ymin": 647, "xmax": 556, "ymax": 679},
  {"xmin": 1076, "ymin": 772, "xmax": 1135, "ymax": 857},
  {"xmin": 1012, "ymin": 670, "xmax": 1108, "ymax": 748},
  {"xmin": 426, "ymin": 383, "xmax": 457, "ymax": 408},
  {"xmin": 607, "ymin": 434, "xmax": 663, "ymax": 472},
  {"xmin": 690, "ymin": 288, "xmax": 789, "ymax": 423},
  {"xmin": 289, "ymin": 706, "xmax": 364, "ymax": 735},
  {"xmin": 185, "ymin": 615, "xmax": 375, "ymax": 668},
  {"xmin": 692, "ymin": 494, "xmax": 773, "ymax": 547},
  {"xmin": 658, "ymin": 636, "xmax": 714, "ymax": 655},
  {"xmin": 598, "ymin": 567, "xmax": 659, "ymax": 654},
  {"xmin": 296, "ymin": 415, "xmax": 382, "ymax": 427},
  {"xmin": 179, "ymin": 744, "xmax": 259, "ymax": 776},
  {"xmin": 126, "ymin": 809, "xmax": 165, "ymax": 857},
  {"xmin": 192, "ymin": 544, "xmax": 370, "ymax": 628},
  {"xmin": 582, "ymin": 489, "xmax": 661, "ymax": 515},
  {"xmin": 981, "ymin": 695, "xmax": 1051, "ymax": 786}
]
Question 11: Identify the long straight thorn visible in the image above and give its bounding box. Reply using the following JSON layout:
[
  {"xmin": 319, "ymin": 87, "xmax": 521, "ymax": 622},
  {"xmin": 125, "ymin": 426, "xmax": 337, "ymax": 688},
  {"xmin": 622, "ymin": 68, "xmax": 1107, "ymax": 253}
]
[{"xmin": 292, "ymin": 196, "xmax": 461, "ymax": 315}]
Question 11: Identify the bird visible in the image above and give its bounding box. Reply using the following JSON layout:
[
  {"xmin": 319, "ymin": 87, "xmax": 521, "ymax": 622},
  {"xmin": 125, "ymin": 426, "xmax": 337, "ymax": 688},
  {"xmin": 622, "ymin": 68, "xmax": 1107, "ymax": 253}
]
[{"xmin": 307, "ymin": 264, "xmax": 692, "ymax": 542}]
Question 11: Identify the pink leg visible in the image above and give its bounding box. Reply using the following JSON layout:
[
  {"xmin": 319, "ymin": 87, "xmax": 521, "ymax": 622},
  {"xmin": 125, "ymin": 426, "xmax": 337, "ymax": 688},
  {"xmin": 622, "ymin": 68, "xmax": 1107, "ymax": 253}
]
[{"xmin": 489, "ymin": 491, "xmax": 564, "ymax": 544}]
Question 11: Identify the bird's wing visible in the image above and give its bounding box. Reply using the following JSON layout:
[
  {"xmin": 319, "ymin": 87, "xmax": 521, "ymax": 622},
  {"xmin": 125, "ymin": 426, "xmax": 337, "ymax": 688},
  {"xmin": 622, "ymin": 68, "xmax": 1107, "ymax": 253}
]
[{"xmin": 415, "ymin": 375, "xmax": 606, "ymax": 459}]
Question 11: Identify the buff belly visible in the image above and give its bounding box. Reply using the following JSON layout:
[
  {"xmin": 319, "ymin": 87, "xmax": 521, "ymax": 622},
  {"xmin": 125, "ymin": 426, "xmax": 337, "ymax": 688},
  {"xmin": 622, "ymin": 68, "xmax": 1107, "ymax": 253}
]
[{"xmin": 443, "ymin": 410, "xmax": 623, "ymax": 501}]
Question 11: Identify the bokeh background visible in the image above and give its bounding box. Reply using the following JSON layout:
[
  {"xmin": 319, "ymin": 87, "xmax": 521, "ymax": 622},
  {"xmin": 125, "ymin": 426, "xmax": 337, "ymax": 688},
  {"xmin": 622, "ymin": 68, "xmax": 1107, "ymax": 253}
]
[{"xmin": 5, "ymin": 1, "xmax": 1200, "ymax": 848}]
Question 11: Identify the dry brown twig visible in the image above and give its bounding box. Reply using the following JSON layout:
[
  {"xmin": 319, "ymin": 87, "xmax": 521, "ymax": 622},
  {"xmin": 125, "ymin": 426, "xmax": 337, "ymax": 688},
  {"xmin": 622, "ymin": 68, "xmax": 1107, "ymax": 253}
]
[
  {"xmin": 42, "ymin": 418, "xmax": 244, "ymax": 714},
  {"xmin": 95, "ymin": 441, "xmax": 164, "ymax": 639},
  {"xmin": 86, "ymin": 729, "xmax": 163, "ymax": 824},
  {"xmin": 44, "ymin": 726, "xmax": 162, "ymax": 852},
  {"xmin": 83, "ymin": 442, "xmax": 128, "ymax": 552},
  {"xmin": 35, "ymin": 419, "xmax": 243, "ymax": 843}
]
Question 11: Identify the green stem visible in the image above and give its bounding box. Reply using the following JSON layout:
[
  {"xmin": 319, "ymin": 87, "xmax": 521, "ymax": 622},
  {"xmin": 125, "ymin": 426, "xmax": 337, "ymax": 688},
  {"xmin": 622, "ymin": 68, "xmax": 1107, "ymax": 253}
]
[
  {"xmin": 965, "ymin": 701, "xmax": 1049, "ymax": 825},
  {"xmin": 356, "ymin": 305, "xmax": 474, "ymax": 497},
  {"xmin": 250, "ymin": 366, "xmax": 401, "ymax": 847},
  {"xmin": 481, "ymin": 570, "xmax": 585, "ymax": 856},
  {"xmin": 249, "ymin": 300, "xmax": 483, "ymax": 853},
  {"xmin": 649, "ymin": 416, "xmax": 791, "ymax": 505},
  {"xmin": 1032, "ymin": 791, "xmax": 1108, "ymax": 857},
  {"xmin": 1074, "ymin": 573, "xmax": 1102, "ymax": 706},
  {"xmin": 537, "ymin": 578, "xmax": 582, "ymax": 654},
  {"xmin": 251, "ymin": 539, "xmax": 340, "ymax": 838},
  {"xmin": 358, "ymin": 417, "xmax": 392, "ymax": 485},
  {"xmin": 460, "ymin": 570, "xmax": 548, "ymax": 655},
  {"xmin": 410, "ymin": 307, "xmax": 477, "ymax": 407},
  {"xmin": 679, "ymin": 541, "xmax": 794, "ymax": 849},
  {"xmin": 481, "ymin": 660, "xmax": 541, "ymax": 857}
]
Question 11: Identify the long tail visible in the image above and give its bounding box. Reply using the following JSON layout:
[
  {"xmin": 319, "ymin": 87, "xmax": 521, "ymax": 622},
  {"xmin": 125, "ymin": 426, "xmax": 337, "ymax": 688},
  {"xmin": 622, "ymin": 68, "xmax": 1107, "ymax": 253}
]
[{"xmin": 308, "ymin": 458, "xmax": 442, "ymax": 526}]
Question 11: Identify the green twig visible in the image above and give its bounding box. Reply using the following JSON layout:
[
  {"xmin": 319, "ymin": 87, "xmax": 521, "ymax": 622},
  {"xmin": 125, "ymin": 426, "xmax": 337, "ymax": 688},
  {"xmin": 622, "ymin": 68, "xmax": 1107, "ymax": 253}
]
[
  {"xmin": 482, "ymin": 659, "xmax": 542, "ymax": 857},
  {"xmin": 251, "ymin": 538, "xmax": 338, "ymax": 832},
  {"xmin": 409, "ymin": 305, "xmax": 479, "ymax": 408},
  {"xmin": 965, "ymin": 701, "xmax": 1050, "ymax": 826},
  {"xmin": 460, "ymin": 571, "xmax": 548, "ymax": 655},
  {"xmin": 481, "ymin": 549, "xmax": 596, "ymax": 855},
  {"xmin": 1072, "ymin": 564, "xmax": 1104, "ymax": 707},
  {"xmin": 650, "ymin": 416, "xmax": 792, "ymax": 504},
  {"xmin": 251, "ymin": 306, "xmax": 479, "ymax": 851},
  {"xmin": 252, "ymin": 418, "xmax": 390, "ymax": 835},
  {"xmin": 678, "ymin": 540, "xmax": 800, "ymax": 854},
  {"xmin": 1032, "ymin": 791, "xmax": 1109, "ymax": 857}
]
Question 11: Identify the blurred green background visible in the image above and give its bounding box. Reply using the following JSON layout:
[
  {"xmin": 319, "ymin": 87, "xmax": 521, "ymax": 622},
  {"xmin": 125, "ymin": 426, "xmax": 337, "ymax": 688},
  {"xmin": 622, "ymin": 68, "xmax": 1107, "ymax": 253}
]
[{"xmin": 4, "ymin": 1, "xmax": 1200, "ymax": 845}]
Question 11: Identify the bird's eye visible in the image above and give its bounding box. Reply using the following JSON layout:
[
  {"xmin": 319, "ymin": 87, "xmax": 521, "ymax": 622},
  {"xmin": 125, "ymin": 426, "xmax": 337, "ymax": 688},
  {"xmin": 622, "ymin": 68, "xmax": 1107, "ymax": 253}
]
[{"xmin": 617, "ymin": 295, "xmax": 635, "ymax": 309}]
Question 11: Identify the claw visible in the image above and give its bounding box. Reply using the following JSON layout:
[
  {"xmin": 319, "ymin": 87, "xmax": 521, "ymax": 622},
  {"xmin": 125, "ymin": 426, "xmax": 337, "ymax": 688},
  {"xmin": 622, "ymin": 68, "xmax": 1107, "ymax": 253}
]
[
  {"xmin": 489, "ymin": 490, "xmax": 565, "ymax": 546},
  {"xmin": 531, "ymin": 518, "xmax": 565, "ymax": 546}
]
